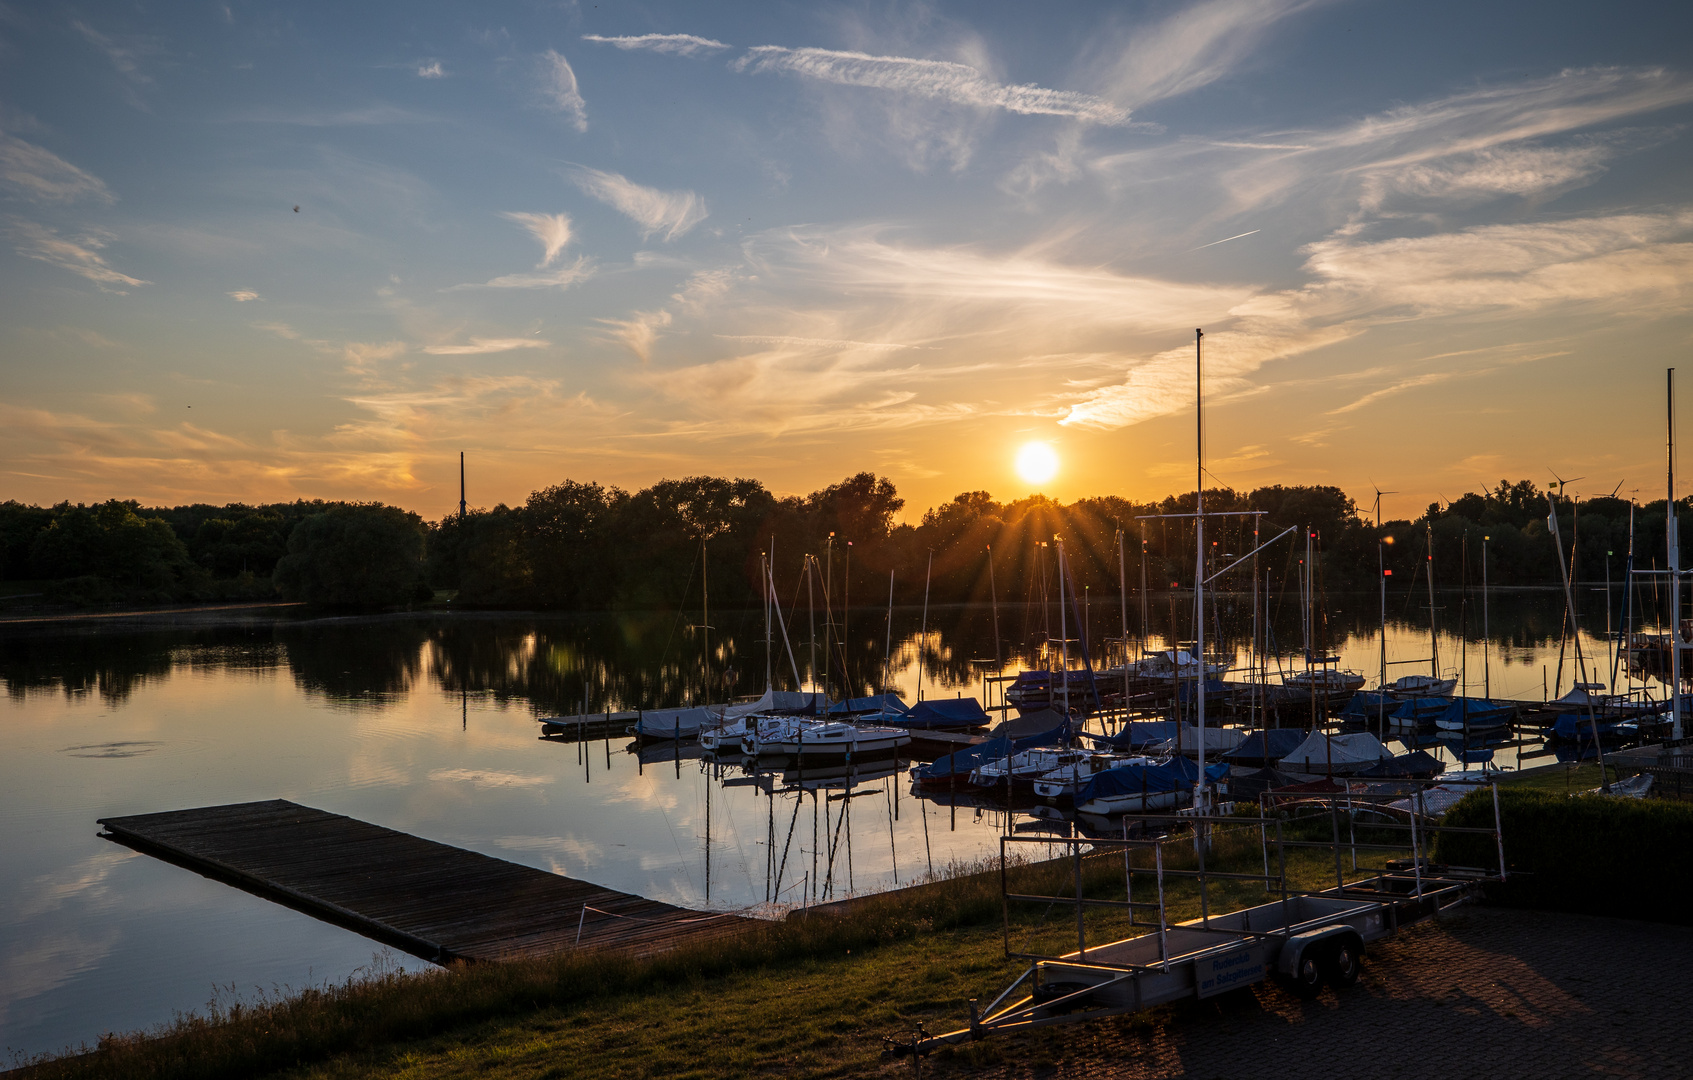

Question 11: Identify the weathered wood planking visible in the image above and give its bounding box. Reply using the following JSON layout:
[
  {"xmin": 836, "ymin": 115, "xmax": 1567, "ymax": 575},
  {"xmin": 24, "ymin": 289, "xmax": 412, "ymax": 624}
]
[{"xmin": 99, "ymin": 800, "xmax": 755, "ymax": 964}]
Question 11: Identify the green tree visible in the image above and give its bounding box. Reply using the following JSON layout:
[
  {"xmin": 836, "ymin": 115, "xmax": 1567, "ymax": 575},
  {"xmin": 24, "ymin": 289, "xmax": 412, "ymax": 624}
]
[{"xmin": 273, "ymin": 504, "xmax": 427, "ymax": 606}]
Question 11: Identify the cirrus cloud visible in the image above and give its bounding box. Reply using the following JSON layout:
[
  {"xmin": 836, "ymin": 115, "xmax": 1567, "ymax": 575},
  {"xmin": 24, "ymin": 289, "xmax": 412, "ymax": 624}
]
[{"xmin": 568, "ymin": 166, "xmax": 707, "ymax": 241}]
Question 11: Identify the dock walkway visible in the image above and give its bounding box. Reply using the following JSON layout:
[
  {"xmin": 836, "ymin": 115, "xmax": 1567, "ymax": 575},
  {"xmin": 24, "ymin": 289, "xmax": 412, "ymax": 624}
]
[{"xmin": 99, "ymin": 800, "xmax": 757, "ymax": 964}]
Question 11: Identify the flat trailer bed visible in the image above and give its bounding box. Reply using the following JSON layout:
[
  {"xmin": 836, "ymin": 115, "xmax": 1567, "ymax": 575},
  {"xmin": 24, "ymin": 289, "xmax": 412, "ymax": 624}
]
[{"xmin": 903, "ymin": 782, "xmax": 1506, "ymax": 1055}]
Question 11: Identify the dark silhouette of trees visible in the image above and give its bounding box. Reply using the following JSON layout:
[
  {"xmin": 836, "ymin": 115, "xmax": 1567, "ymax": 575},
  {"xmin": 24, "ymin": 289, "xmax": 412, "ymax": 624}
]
[{"xmin": 273, "ymin": 504, "xmax": 429, "ymax": 606}]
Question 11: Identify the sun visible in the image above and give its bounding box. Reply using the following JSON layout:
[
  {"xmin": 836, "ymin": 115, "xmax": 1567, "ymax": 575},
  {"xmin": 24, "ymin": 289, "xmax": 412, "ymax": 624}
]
[{"xmin": 1015, "ymin": 441, "xmax": 1060, "ymax": 485}]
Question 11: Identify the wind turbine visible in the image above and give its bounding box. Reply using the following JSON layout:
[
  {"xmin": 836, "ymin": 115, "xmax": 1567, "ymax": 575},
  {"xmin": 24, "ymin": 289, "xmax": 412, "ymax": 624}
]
[
  {"xmin": 1370, "ymin": 482, "xmax": 1399, "ymax": 528},
  {"xmin": 1549, "ymin": 468, "xmax": 1586, "ymax": 497},
  {"xmin": 1606, "ymin": 480, "xmax": 1625, "ymax": 499}
]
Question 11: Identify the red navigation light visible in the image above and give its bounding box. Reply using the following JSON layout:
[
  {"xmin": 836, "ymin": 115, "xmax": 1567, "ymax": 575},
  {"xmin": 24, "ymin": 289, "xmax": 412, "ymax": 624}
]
[{"xmin": 1384, "ymin": 569, "xmax": 1393, "ymax": 576}]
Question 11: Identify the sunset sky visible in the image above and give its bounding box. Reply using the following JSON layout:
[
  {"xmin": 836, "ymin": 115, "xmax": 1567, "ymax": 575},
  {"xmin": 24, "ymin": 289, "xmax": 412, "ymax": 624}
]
[{"xmin": 2, "ymin": 1, "xmax": 1690, "ymax": 522}]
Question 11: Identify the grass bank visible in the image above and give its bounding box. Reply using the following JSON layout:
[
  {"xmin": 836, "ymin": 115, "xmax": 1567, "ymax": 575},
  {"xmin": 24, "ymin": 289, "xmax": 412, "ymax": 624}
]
[{"xmin": 15, "ymin": 832, "xmax": 1356, "ymax": 1080}]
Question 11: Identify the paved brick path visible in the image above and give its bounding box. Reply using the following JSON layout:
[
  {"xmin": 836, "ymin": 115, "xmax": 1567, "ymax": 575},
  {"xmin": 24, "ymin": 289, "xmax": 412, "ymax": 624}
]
[{"xmin": 917, "ymin": 906, "xmax": 1693, "ymax": 1080}]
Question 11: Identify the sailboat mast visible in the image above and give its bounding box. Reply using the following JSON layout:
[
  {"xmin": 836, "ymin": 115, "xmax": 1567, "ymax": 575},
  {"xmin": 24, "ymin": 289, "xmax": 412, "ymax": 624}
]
[
  {"xmin": 806, "ymin": 556, "xmax": 816, "ymax": 693},
  {"xmin": 1671, "ymin": 368, "xmax": 1682, "ymax": 741},
  {"xmin": 702, "ymin": 538, "xmax": 711, "ymax": 708},
  {"xmin": 918, "ymin": 550, "xmax": 932, "ymax": 702},
  {"xmin": 1058, "ymin": 539, "xmax": 1070, "ymax": 716},
  {"xmin": 1194, "ymin": 328, "xmax": 1207, "ymax": 806},
  {"xmin": 763, "ymin": 548, "xmax": 773, "ymax": 691},
  {"xmin": 1119, "ymin": 529, "xmax": 1130, "ymax": 718},
  {"xmin": 883, "ymin": 568, "xmax": 895, "ymax": 697},
  {"xmin": 1426, "ymin": 522, "xmax": 1439, "ymax": 678},
  {"xmin": 988, "ymin": 544, "xmax": 1002, "ymax": 671},
  {"xmin": 1483, "ymin": 534, "xmax": 1490, "ymax": 699}
]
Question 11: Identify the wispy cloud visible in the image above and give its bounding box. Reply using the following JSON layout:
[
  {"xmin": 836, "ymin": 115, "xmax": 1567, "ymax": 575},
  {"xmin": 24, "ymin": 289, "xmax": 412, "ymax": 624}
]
[
  {"xmin": 499, "ymin": 211, "xmax": 572, "ymax": 267},
  {"xmin": 72, "ymin": 20, "xmax": 154, "ymax": 85},
  {"xmin": 717, "ymin": 334, "xmax": 922, "ymax": 352},
  {"xmin": 539, "ymin": 50, "xmax": 588, "ymax": 131},
  {"xmin": 11, "ymin": 222, "xmax": 147, "ymax": 291},
  {"xmin": 598, "ymin": 309, "xmax": 672, "ymax": 361},
  {"xmin": 417, "ymin": 60, "xmax": 444, "ymax": 79},
  {"xmin": 569, "ymin": 166, "xmax": 707, "ymax": 241},
  {"xmin": 227, "ymin": 290, "xmax": 260, "ymax": 302},
  {"xmin": 450, "ymin": 255, "xmax": 594, "ymax": 291},
  {"xmin": 582, "ymin": 33, "xmax": 730, "ymax": 57},
  {"xmin": 732, "ymin": 46, "xmax": 1132, "ymax": 126},
  {"xmin": 423, "ymin": 337, "xmax": 551, "ymax": 355},
  {"xmin": 1097, "ymin": 0, "xmax": 1327, "ymax": 108},
  {"xmin": 0, "ymin": 132, "xmax": 113, "ymax": 203},
  {"xmin": 1061, "ymin": 208, "xmax": 1693, "ymax": 429}
]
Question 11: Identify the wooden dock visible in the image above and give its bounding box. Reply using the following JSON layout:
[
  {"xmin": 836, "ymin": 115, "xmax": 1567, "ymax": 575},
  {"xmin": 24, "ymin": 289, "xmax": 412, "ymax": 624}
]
[
  {"xmin": 98, "ymin": 800, "xmax": 757, "ymax": 964},
  {"xmin": 538, "ymin": 710, "xmax": 640, "ymax": 742}
]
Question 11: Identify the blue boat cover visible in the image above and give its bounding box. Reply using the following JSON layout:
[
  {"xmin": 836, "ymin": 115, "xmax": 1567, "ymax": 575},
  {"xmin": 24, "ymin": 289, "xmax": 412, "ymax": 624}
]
[
  {"xmin": 1340, "ymin": 692, "xmax": 1394, "ymax": 719},
  {"xmin": 1223, "ymin": 728, "xmax": 1307, "ymax": 762},
  {"xmin": 914, "ymin": 736, "xmax": 1011, "ymax": 781},
  {"xmin": 1357, "ymin": 749, "xmax": 1442, "ymax": 778},
  {"xmin": 825, "ymin": 693, "xmax": 909, "ymax": 716},
  {"xmin": 1076, "ymin": 757, "xmax": 1226, "ymax": 804},
  {"xmin": 1436, "ymin": 698, "xmax": 1515, "ymax": 727},
  {"xmin": 1391, "ymin": 696, "xmax": 1451, "ymax": 721},
  {"xmin": 1081, "ymin": 720, "xmax": 1180, "ymax": 751},
  {"xmin": 1552, "ymin": 712, "xmax": 1622, "ymax": 741},
  {"xmin": 902, "ymin": 697, "xmax": 991, "ymax": 729}
]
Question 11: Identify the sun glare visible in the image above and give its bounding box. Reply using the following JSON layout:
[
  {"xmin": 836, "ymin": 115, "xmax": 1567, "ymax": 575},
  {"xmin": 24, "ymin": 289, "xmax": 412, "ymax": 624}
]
[{"xmin": 1015, "ymin": 441, "xmax": 1059, "ymax": 485}]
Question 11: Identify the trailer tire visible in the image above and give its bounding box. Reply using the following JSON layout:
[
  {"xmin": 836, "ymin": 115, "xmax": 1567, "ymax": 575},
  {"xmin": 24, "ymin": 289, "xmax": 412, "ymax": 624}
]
[
  {"xmin": 1284, "ymin": 950, "xmax": 1326, "ymax": 999},
  {"xmin": 1325, "ymin": 940, "xmax": 1362, "ymax": 988}
]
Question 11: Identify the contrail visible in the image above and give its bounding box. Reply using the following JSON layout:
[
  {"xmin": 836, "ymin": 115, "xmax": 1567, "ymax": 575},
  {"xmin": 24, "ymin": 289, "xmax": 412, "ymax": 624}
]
[{"xmin": 1190, "ymin": 229, "xmax": 1260, "ymax": 251}]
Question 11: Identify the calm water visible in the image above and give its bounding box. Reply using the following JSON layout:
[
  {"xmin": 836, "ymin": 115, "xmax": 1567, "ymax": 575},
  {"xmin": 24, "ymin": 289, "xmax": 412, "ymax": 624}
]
[{"xmin": 0, "ymin": 590, "xmax": 1660, "ymax": 1058}]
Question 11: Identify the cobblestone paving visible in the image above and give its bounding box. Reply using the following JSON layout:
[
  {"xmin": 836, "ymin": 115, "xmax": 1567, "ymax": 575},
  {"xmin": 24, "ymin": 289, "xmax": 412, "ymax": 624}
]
[{"xmin": 915, "ymin": 907, "xmax": 1693, "ymax": 1080}]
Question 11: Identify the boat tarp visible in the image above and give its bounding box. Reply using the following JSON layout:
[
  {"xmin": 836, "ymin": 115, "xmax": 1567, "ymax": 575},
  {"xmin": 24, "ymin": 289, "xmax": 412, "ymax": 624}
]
[
  {"xmin": 825, "ymin": 694, "xmax": 908, "ymax": 716},
  {"xmin": 902, "ymin": 697, "xmax": 991, "ymax": 729},
  {"xmin": 1223, "ymin": 728, "xmax": 1307, "ymax": 763},
  {"xmin": 1281, "ymin": 731, "xmax": 1391, "ymax": 771},
  {"xmin": 914, "ymin": 736, "xmax": 1011, "ymax": 782},
  {"xmin": 1391, "ymin": 696, "xmax": 1451, "ymax": 721},
  {"xmin": 1082, "ymin": 720, "xmax": 1181, "ymax": 751},
  {"xmin": 632, "ymin": 706, "xmax": 715, "ymax": 738},
  {"xmin": 1357, "ymin": 749, "xmax": 1442, "ymax": 778},
  {"xmin": 1150, "ymin": 725, "xmax": 1247, "ymax": 755},
  {"xmin": 989, "ymin": 708, "xmax": 1067, "ymax": 740},
  {"xmin": 1076, "ymin": 756, "xmax": 1200, "ymax": 804},
  {"xmin": 1435, "ymin": 698, "xmax": 1515, "ymax": 727},
  {"xmin": 1552, "ymin": 712, "xmax": 1623, "ymax": 740},
  {"xmin": 721, "ymin": 690, "xmax": 828, "ymax": 720},
  {"xmin": 1340, "ymin": 692, "xmax": 1395, "ymax": 719}
]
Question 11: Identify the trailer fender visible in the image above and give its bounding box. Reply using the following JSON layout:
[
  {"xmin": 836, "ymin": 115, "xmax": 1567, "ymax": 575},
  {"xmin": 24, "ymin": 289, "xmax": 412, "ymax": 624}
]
[{"xmin": 1276, "ymin": 924, "xmax": 1364, "ymax": 979}]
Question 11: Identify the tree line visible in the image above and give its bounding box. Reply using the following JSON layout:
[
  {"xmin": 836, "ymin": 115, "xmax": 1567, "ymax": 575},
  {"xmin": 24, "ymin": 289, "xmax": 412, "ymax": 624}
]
[{"xmin": 0, "ymin": 475, "xmax": 1684, "ymax": 609}]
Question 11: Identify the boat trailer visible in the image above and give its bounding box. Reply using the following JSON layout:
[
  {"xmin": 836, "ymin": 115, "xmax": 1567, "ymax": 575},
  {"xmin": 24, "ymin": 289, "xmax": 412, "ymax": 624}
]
[{"xmin": 891, "ymin": 780, "xmax": 1507, "ymax": 1057}]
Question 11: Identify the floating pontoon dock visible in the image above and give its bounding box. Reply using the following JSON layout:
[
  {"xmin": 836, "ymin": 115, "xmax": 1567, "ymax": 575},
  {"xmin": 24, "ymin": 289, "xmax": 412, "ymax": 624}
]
[{"xmin": 99, "ymin": 800, "xmax": 757, "ymax": 964}]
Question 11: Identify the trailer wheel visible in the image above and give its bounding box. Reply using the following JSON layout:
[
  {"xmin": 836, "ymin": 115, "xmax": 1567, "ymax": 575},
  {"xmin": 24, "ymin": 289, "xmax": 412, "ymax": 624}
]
[
  {"xmin": 1285, "ymin": 950, "xmax": 1326, "ymax": 999},
  {"xmin": 1325, "ymin": 940, "xmax": 1362, "ymax": 988}
]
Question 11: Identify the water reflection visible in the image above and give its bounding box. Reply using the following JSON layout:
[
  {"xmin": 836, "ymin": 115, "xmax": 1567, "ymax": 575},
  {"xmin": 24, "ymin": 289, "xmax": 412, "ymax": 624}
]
[{"xmin": 0, "ymin": 591, "xmax": 1671, "ymax": 1059}]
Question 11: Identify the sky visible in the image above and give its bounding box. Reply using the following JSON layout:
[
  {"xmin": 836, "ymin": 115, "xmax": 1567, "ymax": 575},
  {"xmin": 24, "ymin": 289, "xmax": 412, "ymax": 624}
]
[{"xmin": 2, "ymin": 0, "xmax": 1691, "ymax": 523}]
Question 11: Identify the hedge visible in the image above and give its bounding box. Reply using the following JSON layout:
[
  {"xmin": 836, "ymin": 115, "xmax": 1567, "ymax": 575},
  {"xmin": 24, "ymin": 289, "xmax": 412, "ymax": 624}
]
[{"xmin": 1437, "ymin": 787, "xmax": 1693, "ymax": 925}]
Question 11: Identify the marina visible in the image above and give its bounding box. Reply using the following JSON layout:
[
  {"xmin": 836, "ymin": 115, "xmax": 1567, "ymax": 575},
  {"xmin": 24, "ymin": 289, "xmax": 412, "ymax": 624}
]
[{"xmin": 0, "ymin": 589, "xmax": 1682, "ymax": 1058}]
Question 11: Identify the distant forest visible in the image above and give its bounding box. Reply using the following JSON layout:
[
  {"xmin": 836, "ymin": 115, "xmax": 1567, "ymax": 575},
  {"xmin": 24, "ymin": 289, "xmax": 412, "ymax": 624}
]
[{"xmin": 0, "ymin": 475, "xmax": 1682, "ymax": 610}]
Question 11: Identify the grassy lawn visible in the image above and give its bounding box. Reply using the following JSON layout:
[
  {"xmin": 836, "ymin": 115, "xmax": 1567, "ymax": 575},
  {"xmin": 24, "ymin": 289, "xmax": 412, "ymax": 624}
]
[{"xmin": 21, "ymin": 833, "xmax": 1368, "ymax": 1080}]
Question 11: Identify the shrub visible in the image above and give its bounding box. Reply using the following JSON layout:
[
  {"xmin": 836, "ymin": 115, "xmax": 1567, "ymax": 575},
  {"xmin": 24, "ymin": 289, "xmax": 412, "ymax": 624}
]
[{"xmin": 1438, "ymin": 787, "xmax": 1693, "ymax": 924}]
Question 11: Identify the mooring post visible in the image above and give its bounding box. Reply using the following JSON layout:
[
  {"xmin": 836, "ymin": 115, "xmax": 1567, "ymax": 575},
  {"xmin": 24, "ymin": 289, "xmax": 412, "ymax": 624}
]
[{"xmin": 1491, "ymin": 781, "xmax": 1508, "ymax": 881}]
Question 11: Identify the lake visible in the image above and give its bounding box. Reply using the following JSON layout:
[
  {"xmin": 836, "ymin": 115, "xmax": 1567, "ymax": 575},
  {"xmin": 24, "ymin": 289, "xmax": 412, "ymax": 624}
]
[{"xmin": 0, "ymin": 587, "xmax": 1659, "ymax": 1059}]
